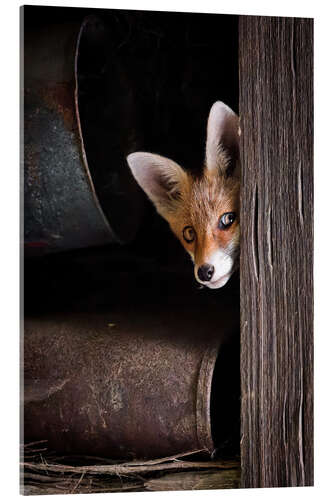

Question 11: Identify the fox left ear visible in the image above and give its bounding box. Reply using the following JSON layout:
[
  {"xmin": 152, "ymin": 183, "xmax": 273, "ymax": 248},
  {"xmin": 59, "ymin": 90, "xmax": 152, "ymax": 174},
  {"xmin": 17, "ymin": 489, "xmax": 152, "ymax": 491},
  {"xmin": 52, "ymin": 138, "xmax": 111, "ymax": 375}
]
[
  {"xmin": 126, "ymin": 152, "xmax": 189, "ymax": 219},
  {"xmin": 205, "ymin": 101, "xmax": 239, "ymax": 177}
]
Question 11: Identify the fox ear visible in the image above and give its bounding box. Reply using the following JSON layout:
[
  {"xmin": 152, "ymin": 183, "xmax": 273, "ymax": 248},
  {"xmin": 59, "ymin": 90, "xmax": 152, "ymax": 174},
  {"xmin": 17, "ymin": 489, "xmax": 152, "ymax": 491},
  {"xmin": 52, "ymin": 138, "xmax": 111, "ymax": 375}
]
[
  {"xmin": 126, "ymin": 152, "xmax": 188, "ymax": 217},
  {"xmin": 205, "ymin": 101, "xmax": 239, "ymax": 176}
]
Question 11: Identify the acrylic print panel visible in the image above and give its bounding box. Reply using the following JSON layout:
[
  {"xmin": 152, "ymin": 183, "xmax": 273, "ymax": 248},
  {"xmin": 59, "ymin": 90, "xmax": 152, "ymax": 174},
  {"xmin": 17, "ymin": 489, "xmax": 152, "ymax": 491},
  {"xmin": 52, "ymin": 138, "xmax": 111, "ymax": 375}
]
[
  {"xmin": 22, "ymin": 5, "xmax": 241, "ymax": 495},
  {"xmin": 22, "ymin": 4, "xmax": 313, "ymax": 495}
]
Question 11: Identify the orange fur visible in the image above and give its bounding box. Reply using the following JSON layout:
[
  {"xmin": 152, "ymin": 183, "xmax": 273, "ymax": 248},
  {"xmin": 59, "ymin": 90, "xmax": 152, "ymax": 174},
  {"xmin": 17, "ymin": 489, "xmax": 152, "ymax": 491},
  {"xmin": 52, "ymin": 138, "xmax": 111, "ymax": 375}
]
[{"xmin": 167, "ymin": 168, "xmax": 240, "ymax": 267}]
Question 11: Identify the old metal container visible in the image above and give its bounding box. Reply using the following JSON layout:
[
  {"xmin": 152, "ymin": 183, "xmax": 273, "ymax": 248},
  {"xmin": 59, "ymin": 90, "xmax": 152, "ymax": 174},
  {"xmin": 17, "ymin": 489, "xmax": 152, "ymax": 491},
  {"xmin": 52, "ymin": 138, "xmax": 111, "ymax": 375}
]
[
  {"xmin": 23, "ymin": 309, "xmax": 237, "ymax": 459},
  {"xmin": 24, "ymin": 16, "xmax": 144, "ymax": 255}
]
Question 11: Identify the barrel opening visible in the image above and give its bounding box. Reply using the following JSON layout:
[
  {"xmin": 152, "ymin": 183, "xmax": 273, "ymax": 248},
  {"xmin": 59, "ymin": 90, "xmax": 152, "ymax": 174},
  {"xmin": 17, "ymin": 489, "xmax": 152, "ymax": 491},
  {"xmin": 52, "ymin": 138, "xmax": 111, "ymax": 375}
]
[{"xmin": 75, "ymin": 16, "xmax": 145, "ymax": 243}]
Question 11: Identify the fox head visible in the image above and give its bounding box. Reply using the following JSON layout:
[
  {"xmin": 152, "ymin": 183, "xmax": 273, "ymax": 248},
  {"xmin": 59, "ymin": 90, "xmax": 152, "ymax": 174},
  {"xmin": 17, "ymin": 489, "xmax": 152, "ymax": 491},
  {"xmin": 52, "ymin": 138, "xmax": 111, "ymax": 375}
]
[{"xmin": 127, "ymin": 101, "xmax": 240, "ymax": 289}]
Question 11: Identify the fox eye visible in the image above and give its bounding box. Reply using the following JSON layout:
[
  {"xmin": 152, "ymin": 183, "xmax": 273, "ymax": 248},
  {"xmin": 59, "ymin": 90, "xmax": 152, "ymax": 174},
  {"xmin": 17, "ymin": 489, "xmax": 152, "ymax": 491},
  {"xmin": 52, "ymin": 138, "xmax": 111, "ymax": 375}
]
[
  {"xmin": 219, "ymin": 212, "xmax": 236, "ymax": 230},
  {"xmin": 183, "ymin": 226, "xmax": 196, "ymax": 243}
]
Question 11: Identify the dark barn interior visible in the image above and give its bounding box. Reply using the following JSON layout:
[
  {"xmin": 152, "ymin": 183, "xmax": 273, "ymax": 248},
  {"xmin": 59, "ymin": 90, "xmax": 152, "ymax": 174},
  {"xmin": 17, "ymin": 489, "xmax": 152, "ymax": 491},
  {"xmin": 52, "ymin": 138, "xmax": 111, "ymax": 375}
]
[{"xmin": 23, "ymin": 5, "xmax": 240, "ymax": 494}]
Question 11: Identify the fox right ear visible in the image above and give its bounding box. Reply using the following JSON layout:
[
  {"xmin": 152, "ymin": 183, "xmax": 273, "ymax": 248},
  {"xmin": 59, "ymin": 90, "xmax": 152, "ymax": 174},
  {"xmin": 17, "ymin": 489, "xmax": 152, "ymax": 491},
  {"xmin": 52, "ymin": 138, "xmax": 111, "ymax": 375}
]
[
  {"xmin": 126, "ymin": 152, "xmax": 189, "ymax": 218},
  {"xmin": 205, "ymin": 101, "xmax": 239, "ymax": 176}
]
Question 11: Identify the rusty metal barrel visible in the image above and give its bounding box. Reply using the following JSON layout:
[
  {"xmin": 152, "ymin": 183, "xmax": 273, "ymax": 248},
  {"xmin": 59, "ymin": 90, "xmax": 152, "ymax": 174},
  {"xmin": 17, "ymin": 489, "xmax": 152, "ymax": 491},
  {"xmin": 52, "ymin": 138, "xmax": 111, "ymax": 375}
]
[
  {"xmin": 23, "ymin": 310, "xmax": 236, "ymax": 459},
  {"xmin": 24, "ymin": 16, "xmax": 144, "ymax": 255}
]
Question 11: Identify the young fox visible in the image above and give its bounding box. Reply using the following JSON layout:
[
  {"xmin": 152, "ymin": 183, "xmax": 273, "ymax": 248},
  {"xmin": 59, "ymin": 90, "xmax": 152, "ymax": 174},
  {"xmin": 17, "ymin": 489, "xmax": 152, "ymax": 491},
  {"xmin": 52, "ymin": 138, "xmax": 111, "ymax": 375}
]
[{"xmin": 127, "ymin": 101, "xmax": 240, "ymax": 289}]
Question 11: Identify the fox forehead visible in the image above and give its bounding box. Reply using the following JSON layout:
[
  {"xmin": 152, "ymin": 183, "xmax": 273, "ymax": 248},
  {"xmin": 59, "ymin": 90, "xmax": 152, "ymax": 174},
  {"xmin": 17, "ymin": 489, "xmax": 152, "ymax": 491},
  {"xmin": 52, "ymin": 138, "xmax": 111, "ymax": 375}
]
[
  {"xmin": 174, "ymin": 171, "xmax": 239, "ymax": 231},
  {"xmin": 190, "ymin": 172, "xmax": 239, "ymax": 223}
]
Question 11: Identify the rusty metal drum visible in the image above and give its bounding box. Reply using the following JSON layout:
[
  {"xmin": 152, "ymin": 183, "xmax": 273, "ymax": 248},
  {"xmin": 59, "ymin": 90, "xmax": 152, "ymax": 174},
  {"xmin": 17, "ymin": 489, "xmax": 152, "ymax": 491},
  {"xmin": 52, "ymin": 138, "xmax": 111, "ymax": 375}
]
[
  {"xmin": 24, "ymin": 16, "xmax": 144, "ymax": 255},
  {"xmin": 23, "ymin": 310, "xmax": 236, "ymax": 459}
]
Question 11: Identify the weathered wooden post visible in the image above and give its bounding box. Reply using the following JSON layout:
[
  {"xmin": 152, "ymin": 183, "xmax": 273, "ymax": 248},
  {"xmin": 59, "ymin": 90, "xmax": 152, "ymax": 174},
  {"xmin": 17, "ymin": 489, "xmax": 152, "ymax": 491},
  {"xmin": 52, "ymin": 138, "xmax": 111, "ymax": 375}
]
[{"xmin": 239, "ymin": 16, "xmax": 313, "ymax": 488}]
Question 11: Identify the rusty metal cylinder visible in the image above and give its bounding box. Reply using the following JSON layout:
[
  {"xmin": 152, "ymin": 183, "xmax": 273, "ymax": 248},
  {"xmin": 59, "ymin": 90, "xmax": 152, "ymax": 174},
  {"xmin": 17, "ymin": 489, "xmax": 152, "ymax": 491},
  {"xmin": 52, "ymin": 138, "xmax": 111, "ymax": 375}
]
[
  {"xmin": 24, "ymin": 16, "xmax": 144, "ymax": 255},
  {"xmin": 23, "ymin": 311, "xmax": 233, "ymax": 459}
]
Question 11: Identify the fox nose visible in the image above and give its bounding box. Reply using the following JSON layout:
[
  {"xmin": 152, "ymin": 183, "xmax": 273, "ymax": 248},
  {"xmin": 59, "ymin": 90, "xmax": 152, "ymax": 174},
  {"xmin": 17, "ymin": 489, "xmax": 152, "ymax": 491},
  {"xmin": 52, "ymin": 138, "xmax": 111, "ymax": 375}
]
[{"xmin": 197, "ymin": 264, "xmax": 215, "ymax": 282}]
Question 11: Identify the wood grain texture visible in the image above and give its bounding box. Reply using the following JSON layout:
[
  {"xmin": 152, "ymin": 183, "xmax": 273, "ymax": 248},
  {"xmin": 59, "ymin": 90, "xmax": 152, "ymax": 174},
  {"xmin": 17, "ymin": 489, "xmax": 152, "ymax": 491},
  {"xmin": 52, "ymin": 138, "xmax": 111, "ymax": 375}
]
[{"xmin": 239, "ymin": 16, "xmax": 313, "ymax": 488}]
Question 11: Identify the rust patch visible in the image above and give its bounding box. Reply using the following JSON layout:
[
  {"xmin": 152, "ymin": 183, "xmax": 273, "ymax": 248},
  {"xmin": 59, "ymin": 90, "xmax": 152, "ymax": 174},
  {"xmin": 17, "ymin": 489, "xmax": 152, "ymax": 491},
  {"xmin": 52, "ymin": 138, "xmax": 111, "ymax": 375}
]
[
  {"xmin": 24, "ymin": 241, "xmax": 49, "ymax": 248},
  {"xmin": 39, "ymin": 83, "xmax": 76, "ymax": 131}
]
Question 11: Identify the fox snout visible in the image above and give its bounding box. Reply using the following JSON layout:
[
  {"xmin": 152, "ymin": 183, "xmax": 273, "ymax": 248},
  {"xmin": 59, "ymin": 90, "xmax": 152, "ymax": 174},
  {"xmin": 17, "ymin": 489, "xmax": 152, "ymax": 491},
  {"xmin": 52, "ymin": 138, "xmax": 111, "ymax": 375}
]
[{"xmin": 194, "ymin": 245, "xmax": 237, "ymax": 289}]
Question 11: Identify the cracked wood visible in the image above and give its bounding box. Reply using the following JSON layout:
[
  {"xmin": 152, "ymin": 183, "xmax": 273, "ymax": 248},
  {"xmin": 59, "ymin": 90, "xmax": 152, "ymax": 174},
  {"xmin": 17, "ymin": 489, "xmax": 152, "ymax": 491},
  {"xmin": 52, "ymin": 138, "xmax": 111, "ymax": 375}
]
[{"xmin": 239, "ymin": 16, "xmax": 313, "ymax": 488}]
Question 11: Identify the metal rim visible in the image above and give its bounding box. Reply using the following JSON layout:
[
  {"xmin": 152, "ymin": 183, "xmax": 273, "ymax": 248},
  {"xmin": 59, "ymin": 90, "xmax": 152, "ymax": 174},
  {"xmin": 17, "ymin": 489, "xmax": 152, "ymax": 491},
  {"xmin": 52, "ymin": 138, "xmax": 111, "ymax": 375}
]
[
  {"xmin": 74, "ymin": 17, "xmax": 120, "ymax": 244},
  {"xmin": 195, "ymin": 340, "xmax": 221, "ymax": 453}
]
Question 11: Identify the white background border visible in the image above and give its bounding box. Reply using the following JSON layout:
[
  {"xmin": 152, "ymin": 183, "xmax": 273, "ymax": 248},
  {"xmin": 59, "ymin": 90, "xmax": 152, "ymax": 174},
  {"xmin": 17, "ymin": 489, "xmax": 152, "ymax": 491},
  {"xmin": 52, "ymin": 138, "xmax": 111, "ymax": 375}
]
[{"xmin": 1, "ymin": 0, "xmax": 332, "ymax": 498}]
